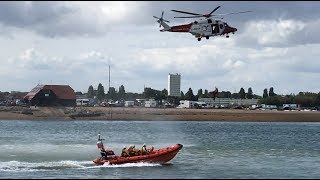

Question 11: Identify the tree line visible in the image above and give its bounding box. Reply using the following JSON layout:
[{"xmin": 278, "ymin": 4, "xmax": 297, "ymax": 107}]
[{"xmin": 83, "ymin": 84, "xmax": 320, "ymax": 107}]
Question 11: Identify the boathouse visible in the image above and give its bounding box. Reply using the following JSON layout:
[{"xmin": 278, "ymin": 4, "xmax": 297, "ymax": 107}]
[{"xmin": 23, "ymin": 84, "xmax": 76, "ymax": 106}]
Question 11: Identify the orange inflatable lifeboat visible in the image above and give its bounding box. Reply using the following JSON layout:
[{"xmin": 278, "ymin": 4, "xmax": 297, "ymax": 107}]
[{"xmin": 92, "ymin": 134, "xmax": 183, "ymax": 165}]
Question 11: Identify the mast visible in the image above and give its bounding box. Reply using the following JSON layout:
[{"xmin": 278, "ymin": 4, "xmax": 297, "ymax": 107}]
[{"xmin": 108, "ymin": 64, "xmax": 112, "ymax": 119}]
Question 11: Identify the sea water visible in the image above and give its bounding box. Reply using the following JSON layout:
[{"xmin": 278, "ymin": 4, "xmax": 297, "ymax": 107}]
[{"xmin": 0, "ymin": 120, "xmax": 319, "ymax": 179}]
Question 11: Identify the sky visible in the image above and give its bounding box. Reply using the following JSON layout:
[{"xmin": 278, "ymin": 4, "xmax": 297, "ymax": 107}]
[{"xmin": 1, "ymin": 1, "xmax": 320, "ymax": 96}]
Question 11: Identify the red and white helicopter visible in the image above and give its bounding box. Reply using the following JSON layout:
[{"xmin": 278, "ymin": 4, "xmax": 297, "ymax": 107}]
[{"xmin": 153, "ymin": 6, "xmax": 251, "ymax": 41}]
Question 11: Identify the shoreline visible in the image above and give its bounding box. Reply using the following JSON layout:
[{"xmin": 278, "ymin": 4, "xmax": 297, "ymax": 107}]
[{"xmin": 0, "ymin": 106, "xmax": 320, "ymax": 122}]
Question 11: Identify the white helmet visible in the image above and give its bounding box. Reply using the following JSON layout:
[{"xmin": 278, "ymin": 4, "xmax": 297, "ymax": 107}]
[
  {"xmin": 143, "ymin": 143, "xmax": 146, "ymax": 146},
  {"xmin": 123, "ymin": 146, "xmax": 126, "ymax": 149}
]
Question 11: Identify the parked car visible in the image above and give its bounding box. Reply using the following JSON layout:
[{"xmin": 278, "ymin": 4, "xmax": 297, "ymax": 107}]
[{"xmin": 0, "ymin": 101, "xmax": 6, "ymax": 106}]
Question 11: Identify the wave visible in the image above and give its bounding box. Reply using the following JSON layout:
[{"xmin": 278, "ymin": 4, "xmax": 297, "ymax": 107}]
[
  {"xmin": 0, "ymin": 143, "xmax": 98, "ymax": 162},
  {"xmin": 0, "ymin": 160, "xmax": 161, "ymax": 172},
  {"xmin": 101, "ymin": 161, "xmax": 161, "ymax": 168},
  {"xmin": 0, "ymin": 160, "xmax": 94, "ymax": 172}
]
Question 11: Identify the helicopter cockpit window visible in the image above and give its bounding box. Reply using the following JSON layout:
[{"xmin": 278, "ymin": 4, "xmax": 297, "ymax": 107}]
[
  {"xmin": 207, "ymin": 19, "xmax": 212, "ymax": 23},
  {"xmin": 219, "ymin": 24, "xmax": 224, "ymax": 29}
]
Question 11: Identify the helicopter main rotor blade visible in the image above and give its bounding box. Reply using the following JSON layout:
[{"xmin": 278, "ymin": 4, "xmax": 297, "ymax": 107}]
[
  {"xmin": 174, "ymin": 15, "xmax": 204, "ymax": 18},
  {"xmin": 213, "ymin": 10, "xmax": 252, "ymax": 16},
  {"xmin": 153, "ymin": 16, "xmax": 160, "ymax": 19},
  {"xmin": 171, "ymin": 9, "xmax": 202, "ymax": 16},
  {"xmin": 208, "ymin": 6, "xmax": 221, "ymax": 15}
]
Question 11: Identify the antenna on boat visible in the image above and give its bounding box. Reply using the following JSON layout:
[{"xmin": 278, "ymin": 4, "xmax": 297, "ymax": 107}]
[{"xmin": 98, "ymin": 133, "xmax": 104, "ymax": 141}]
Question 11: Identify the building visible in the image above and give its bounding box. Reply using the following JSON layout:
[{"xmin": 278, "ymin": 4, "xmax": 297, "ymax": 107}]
[
  {"xmin": 145, "ymin": 99, "xmax": 157, "ymax": 108},
  {"xmin": 177, "ymin": 100, "xmax": 197, "ymax": 108},
  {"xmin": 198, "ymin": 98, "xmax": 259, "ymax": 107},
  {"xmin": 23, "ymin": 84, "xmax": 76, "ymax": 106},
  {"xmin": 168, "ymin": 73, "xmax": 181, "ymax": 97},
  {"xmin": 125, "ymin": 101, "xmax": 135, "ymax": 107},
  {"xmin": 76, "ymin": 98, "xmax": 90, "ymax": 106}
]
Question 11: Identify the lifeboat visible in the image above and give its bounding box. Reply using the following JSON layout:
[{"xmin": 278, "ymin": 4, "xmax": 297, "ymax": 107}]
[{"xmin": 93, "ymin": 134, "xmax": 183, "ymax": 165}]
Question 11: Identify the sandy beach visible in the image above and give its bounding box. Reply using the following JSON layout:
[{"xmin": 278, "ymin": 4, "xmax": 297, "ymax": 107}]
[{"xmin": 0, "ymin": 106, "xmax": 320, "ymax": 122}]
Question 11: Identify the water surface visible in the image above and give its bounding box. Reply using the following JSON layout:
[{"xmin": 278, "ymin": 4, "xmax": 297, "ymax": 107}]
[{"xmin": 0, "ymin": 120, "xmax": 319, "ymax": 179}]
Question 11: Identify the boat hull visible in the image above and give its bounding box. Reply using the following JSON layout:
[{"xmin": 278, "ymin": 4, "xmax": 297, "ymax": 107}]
[{"xmin": 93, "ymin": 143, "xmax": 183, "ymax": 165}]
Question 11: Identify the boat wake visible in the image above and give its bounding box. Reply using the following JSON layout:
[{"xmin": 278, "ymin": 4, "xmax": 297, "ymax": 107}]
[
  {"xmin": 0, "ymin": 160, "xmax": 161, "ymax": 172},
  {"xmin": 0, "ymin": 160, "xmax": 94, "ymax": 172},
  {"xmin": 101, "ymin": 161, "xmax": 161, "ymax": 168}
]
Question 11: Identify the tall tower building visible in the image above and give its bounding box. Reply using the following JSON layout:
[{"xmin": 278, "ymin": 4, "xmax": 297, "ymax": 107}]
[{"xmin": 168, "ymin": 73, "xmax": 181, "ymax": 97}]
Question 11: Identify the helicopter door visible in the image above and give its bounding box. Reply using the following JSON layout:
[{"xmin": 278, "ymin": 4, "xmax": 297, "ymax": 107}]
[
  {"xmin": 211, "ymin": 24, "xmax": 219, "ymax": 34},
  {"xmin": 218, "ymin": 22, "xmax": 225, "ymax": 34}
]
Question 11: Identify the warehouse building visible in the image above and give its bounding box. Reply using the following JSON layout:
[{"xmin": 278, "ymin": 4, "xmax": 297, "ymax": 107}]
[{"xmin": 23, "ymin": 84, "xmax": 76, "ymax": 106}]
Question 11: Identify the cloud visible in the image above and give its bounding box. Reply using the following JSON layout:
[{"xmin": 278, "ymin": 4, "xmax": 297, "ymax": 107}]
[
  {"xmin": 6, "ymin": 48, "xmax": 50, "ymax": 70},
  {"xmin": 0, "ymin": 1, "xmax": 147, "ymax": 38},
  {"xmin": 1, "ymin": 1, "xmax": 320, "ymax": 39},
  {"xmin": 235, "ymin": 18, "xmax": 304, "ymax": 47},
  {"xmin": 235, "ymin": 17, "xmax": 320, "ymax": 48}
]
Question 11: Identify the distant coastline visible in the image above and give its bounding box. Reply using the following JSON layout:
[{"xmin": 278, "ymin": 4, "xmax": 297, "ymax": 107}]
[{"xmin": 0, "ymin": 106, "xmax": 320, "ymax": 122}]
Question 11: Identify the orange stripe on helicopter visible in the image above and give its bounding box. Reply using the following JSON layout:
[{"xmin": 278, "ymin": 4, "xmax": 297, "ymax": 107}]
[{"xmin": 169, "ymin": 23, "xmax": 193, "ymax": 32}]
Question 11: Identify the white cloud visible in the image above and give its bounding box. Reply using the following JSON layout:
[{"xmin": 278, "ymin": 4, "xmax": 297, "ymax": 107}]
[{"xmin": 237, "ymin": 18, "xmax": 305, "ymax": 47}]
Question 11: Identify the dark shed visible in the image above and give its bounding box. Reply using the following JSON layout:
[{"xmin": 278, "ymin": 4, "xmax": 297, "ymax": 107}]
[{"xmin": 24, "ymin": 84, "xmax": 76, "ymax": 106}]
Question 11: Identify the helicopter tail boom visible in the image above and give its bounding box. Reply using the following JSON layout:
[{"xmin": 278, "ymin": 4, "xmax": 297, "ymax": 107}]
[
  {"xmin": 154, "ymin": 11, "xmax": 171, "ymax": 31},
  {"xmin": 157, "ymin": 20, "xmax": 171, "ymax": 31}
]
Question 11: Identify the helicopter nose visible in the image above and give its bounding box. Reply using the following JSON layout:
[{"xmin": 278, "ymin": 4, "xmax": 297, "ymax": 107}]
[{"xmin": 233, "ymin": 28, "xmax": 237, "ymax": 32}]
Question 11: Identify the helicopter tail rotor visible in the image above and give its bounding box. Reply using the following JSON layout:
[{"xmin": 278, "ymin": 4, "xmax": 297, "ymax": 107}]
[{"xmin": 153, "ymin": 11, "xmax": 170, "ymax": 28}]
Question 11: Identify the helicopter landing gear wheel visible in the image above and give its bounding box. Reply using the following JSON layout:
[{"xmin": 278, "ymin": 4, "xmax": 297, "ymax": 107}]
[
  {"xmin": 206, "ymin": 36, "xmax": 209, "ymax": 39},
  {"xmin": 226, "ymin": 35, "xmax": 229, "ymax": 38},
  {"xmin": 198, "ymin": 38, "xmax": 201, "ymax": 41}
]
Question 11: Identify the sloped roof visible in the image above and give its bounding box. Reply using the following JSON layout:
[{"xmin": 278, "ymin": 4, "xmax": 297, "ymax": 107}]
[{"xmin": 24, "ymin": 84, "xmax": 76, "ymax": 100}]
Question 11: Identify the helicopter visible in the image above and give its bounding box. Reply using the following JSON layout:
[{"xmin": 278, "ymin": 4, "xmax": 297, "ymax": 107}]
[{"xmin": 153, "ymin": 6, "xmax": 251, "ymax": 41}]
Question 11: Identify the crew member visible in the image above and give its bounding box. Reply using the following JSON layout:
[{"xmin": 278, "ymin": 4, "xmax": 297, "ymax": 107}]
[
  {"xmin": 132, "ymin": 145, "xmax": 139, "ymax": 156},
  {"xmin": 128, "ymin": 145, "xmax": 135, "ymax": 156},
  {"xmin": 141, "ymin": 143, "xmax": 148, "ymax": 155},
  {"xmin": 121, "ymin": 146, "xmax": 129, "ymax": 157},
  {"xmin": 97, "ymin": 141, "xmax": 107, "ymax": 159},
  {"xmin": 97, "ymin": 140, "xmax": 114, "ymax": 159},
  {"xmin": 148, "ymin": 146, "xmax": 154, "ymax": 153}
]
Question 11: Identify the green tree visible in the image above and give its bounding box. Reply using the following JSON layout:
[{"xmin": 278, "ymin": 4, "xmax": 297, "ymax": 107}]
[
  {"xmin": 239, "ymin": 87, "xmax": 246, "ymax": 99},
  {"xmin": 96, "ymin": 83, "xmax": 105, "ymax": 101},
  {"xmin": 161, "ymin": 88, "xmax": 168, "ymax": 99},
  {"xmin": 144, "ymin": 87, "xmax": 155, "ymax": 99},
  {"xmin": 185, "ymin": 88, "xmax": 195, "ymax": 101},
  {"xmin": 231, "ymin": 93, "xmax": 238, "ymax": 99},
  {"xmin": 269, "ymin": 87, "xmax": 276, "ymax": 97},
  {"xmin": 316, "ymin": 92, "xmax": 320, "ymax": 106},
  {"xmin": 197, "ymin": 89, "xmax": 203, "ymax": 98},
  {"xmin": 263, "ymin": 88, "xmax": 268, "ymax": 98},
  {"xmin": 247, "ymin": 87, "xmax": 253, "ymax": 99},
  {"xmin": 203, "ymin": 89, "xmax": 209, "ymax": 98},
  {"xmin": 219, "ymin": 91, "xmax": 232, "ymax": 98},
  {"xmin": 118, "ymin": 85, "xmax": 125, "ymax": 99},
  {"xmin": 180, "ymin": 91, "xmax": 185, "ymax": 100},
  {"xmin": 87, "ymin": 85, "xmax": 95, "ymax": 98},
  {"xmin": 108, "ymin": 87, "xmax": 116, "ymax": 100}
]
